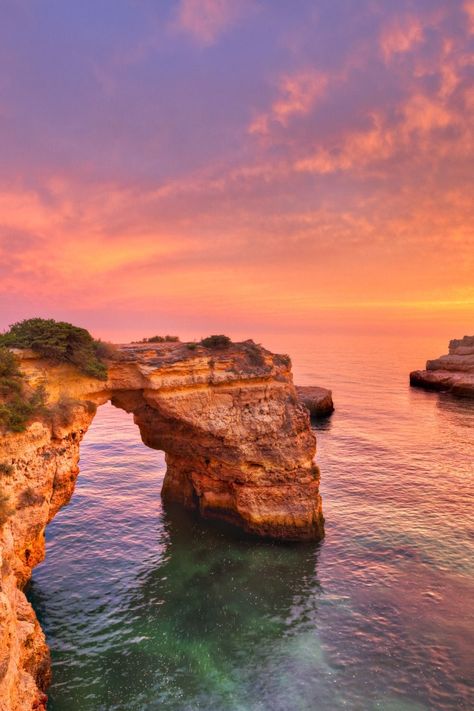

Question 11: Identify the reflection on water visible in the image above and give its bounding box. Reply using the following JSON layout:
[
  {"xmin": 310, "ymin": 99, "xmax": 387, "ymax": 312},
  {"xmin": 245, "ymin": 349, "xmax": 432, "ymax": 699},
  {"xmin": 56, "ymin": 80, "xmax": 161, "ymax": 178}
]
[{"xmin": 28, "ymin": 334, "xmax": 474, "ymax": 710}]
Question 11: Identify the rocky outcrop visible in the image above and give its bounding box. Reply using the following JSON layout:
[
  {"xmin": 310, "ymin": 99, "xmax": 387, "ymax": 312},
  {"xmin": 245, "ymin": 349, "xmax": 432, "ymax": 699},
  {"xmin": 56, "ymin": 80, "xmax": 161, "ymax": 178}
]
[
  {"xmin": 0, "ymin": 340, "xmax": 323, "ymax": 709},
  {"xmin": 410, "ymin": 336, "xmax": 474, "ymax": 397},
  {"xmin": 296, "ymin": 386, "xmax": 334, "ymax": 417}
]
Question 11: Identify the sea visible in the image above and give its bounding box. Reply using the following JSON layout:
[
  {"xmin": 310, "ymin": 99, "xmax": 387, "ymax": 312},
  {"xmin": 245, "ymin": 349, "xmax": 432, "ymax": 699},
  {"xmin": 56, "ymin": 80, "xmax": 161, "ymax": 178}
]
[{"xmin": 27, "ymin": 333, "xmax": 474, "ymax": 711}]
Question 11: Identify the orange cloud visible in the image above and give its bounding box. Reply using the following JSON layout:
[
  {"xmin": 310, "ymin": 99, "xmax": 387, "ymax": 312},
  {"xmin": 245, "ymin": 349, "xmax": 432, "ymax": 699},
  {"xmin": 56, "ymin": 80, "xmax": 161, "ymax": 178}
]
[
  {"xmin": 249, "ymin": 70, "xmax": 328, "ymax": 135},
  {"xmin": 295, "ymin": 113, "xmax": 394, "ymax": 174}
]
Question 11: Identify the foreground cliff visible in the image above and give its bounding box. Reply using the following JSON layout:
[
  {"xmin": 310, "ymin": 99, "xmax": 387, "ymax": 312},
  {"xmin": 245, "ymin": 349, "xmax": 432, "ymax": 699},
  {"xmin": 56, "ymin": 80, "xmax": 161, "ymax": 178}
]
[
  {"xmin": 0, "ymin": 340, "xmax": 322, "ymax": 709},
  {"xmin": 410, "ymin": 336, "xmax": 474, "ymax": 397}
]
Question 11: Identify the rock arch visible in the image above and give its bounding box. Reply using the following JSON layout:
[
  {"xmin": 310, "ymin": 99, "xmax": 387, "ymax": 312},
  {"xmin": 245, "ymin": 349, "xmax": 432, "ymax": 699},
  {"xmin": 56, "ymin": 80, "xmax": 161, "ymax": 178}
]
[{"xmin": 0, "ymin": 340, "xmax": 323, "ymax": 709}]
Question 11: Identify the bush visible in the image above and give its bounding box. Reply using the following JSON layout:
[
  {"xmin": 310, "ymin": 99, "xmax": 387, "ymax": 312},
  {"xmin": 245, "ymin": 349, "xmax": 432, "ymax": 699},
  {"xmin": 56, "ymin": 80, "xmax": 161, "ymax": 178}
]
[
  {"xmin": 0, "ymin": 385, "xmax": 47, "ymax": 433},
  {"xmin": 200, "ymin": 335, "xmax": 232, "ymax": 349},
  {"xmin": 187, "ymin": 342, "xmax": 198, "ymax": 351},
  {"xmin": 0, "ymin": 462, "xmax": 13, "ymax": 475},
  {"xmin": 0, "ymin": 348, "xmax": 21, "ymax": 378},
  {"xmin": 136, "ymin": 335, "xmax": 180, "ymax": 343},
  {"xmin": 242, "ymin": 341, "xmax": 265, "ymax": 367},
  {"xmin": 0, "ymin": 351, "xmax": 48, "ymax": 433},
  {"xmin": 93, "ymin": 340, "xmax": 122, "ymax": 361},
  {"xmin": 18, "ymin": 487, "xmax": 44, "ymax": 509},
  {"xmin": 0, "ymin": 489, "xmax": 13, "ymax": 526},
  {"xmin": 0, "ymin": 318, "xmax": 107, "ymax": 380}
]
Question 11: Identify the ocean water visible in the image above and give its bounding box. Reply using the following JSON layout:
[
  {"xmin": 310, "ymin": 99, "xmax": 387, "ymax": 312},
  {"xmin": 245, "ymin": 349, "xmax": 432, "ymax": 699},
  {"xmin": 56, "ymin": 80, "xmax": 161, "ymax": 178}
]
[{"xmin": 27, "ymin": 334, "xmax": 474, "ymax": 711}]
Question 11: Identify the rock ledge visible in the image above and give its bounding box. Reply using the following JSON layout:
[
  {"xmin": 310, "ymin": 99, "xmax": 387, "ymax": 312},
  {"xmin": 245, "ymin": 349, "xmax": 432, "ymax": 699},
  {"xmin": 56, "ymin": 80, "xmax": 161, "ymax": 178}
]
[{"xmin": 410, "ymin": 336, "xmax": 474, "ymax": 397}]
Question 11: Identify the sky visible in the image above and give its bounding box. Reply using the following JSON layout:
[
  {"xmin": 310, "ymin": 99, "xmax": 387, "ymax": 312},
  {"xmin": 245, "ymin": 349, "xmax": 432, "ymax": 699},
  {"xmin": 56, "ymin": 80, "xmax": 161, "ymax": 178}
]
[{"xmin": 0, "ymin": 0, "xmax": 473, "ymax": 342}]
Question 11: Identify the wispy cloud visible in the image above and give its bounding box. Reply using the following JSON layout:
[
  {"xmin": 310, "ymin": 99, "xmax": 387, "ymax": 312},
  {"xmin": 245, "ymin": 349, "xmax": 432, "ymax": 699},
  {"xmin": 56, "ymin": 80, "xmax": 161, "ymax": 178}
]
[
  {"xmin": 172, "ymin": 0, "xmax": 253, "ymax": 45},
  {"xmin": 249, "ymin": 70, "xmax": 329, "ymax": 135},
  {"xmin": 464, "ymin": 0, "xmax": 474, "ymax": 33},
  {"xmin": 379, "ymin": 15, "xmax": 424, "ymax": 61}
]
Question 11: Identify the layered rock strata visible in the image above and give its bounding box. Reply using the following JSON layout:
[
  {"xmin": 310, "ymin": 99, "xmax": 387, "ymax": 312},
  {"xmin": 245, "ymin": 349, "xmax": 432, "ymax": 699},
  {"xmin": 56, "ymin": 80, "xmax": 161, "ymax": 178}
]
[
  {"xmin": 410, "ymin": 336, "xmax": 474, "ymax": 397},
  {"xmin": 296, "ymin": 386, "xmax": 334, "ymax": 417},
  {"xmin": 0, "ymin": 340, "xmax": 323, "ymax": 709}
]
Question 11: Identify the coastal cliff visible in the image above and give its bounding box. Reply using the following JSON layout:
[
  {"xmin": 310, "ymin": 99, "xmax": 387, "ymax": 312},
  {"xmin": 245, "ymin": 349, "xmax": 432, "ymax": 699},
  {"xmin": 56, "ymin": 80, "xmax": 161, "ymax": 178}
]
[
  {"xmin": 410, "ymin": 336, "xmax": 474, "ymax": 397},
  {"xmin": 0, "ymin": 340, "xmax": 322, "ymax": 709}
]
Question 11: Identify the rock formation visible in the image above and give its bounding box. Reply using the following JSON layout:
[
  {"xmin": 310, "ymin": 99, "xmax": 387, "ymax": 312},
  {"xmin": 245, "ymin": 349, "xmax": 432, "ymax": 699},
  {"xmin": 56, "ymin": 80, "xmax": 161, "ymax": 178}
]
[
  {"xmin": 410, "ymin": 336, "xmax": 474, "ymax": 397},
  {"xmin": 0, "ymin": 340, "xmax": 323, "ymax": 709},
  {"xmin": 296, "ymin": 386, "xmax": 334, "ymax": 417}
]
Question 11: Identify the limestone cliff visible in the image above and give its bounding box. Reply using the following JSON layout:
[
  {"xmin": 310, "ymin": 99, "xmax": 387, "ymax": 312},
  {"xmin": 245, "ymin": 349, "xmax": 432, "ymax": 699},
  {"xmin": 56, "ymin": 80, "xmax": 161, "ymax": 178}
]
[
  {"xmin": 0, "ymin": 340, "xmax": 323, "ymax": 709},
  {"xmin": 410, "ymin": 336, "xmax": 474, "ymax": 397}
]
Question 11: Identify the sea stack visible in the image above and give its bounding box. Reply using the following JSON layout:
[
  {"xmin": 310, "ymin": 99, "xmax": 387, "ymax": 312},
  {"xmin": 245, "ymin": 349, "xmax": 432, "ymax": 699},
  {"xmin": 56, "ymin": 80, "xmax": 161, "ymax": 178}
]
[
  {"xmin": 296, "ymin": 386, "xmax": 334, "ymax": 417},
  {"xmin": 410, "ymin": 336, "xmax": 474, "ymax": 397}
]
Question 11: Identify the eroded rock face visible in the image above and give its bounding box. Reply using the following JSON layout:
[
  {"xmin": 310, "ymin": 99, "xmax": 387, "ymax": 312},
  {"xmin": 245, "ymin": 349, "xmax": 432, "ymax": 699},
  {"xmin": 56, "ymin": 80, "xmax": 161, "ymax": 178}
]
[
  {"xmin": 0, "ymin": 340, "xmax": 323, "ymax": 709},
  {"xmin": 410, "ymin": 336, "xmax": 474, "ymax": 397}
]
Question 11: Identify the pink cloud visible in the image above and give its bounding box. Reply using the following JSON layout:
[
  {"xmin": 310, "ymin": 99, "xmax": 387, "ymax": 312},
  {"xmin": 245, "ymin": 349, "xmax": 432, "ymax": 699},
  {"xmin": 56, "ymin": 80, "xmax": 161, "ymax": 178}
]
[
  {"xmin": 295, "ymin": 113, "xmax": 394, "ymax": 174},
  {"xmin": 173, "ymin": 0, "xmax": 252, "ymax": 45},
  {"xmin": 464, "ymin": 1, "xmax": 474, "ymax": 33},
  {"xmin": 249, "ymin": 70, "xmax": 329, "ymax": 136},
  {"xmin": 380, "ymin": 16, "xmax": 424, "ymax": 61}
]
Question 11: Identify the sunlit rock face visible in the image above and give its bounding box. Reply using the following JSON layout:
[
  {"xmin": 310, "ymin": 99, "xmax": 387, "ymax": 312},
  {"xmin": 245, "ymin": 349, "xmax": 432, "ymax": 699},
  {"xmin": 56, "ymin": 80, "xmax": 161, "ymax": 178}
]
[
  {"xmin": 0, "ymin": 340, "xmax": 323, "ymax": 709},
  {"xmin": 410, "ymin": 336, "xmax": 474, "ymax": 397}
]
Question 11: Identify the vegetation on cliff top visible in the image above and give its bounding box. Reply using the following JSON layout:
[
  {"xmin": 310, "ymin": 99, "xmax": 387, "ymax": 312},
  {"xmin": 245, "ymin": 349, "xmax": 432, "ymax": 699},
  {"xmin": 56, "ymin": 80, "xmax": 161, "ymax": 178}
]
[
  {"xmin": 0, "ymin": 319, "xmax": 107, "ymax": 432},
  {"xmin": 200, "ymin": 335, "xmax": 232, "ymax": 349},
  {"xmin": 0, "ymin": 318, "xmax": 108, "ymax": 380},
  {"xmin": 134, "ymin": 335, "xmax": 180, "ymax": 343}
]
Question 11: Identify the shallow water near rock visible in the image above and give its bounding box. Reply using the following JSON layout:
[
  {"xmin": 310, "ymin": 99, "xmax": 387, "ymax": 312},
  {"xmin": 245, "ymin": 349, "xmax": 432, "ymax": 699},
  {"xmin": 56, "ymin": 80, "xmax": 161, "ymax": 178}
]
[{"xmin": 27, "ymin": 333, "xmax": 474, "ymax": 710}]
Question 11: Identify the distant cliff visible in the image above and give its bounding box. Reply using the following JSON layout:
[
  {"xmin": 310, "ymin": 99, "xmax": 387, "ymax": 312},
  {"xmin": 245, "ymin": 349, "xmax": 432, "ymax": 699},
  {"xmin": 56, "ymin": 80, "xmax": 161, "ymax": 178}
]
[
  {"xmin": 410, "ymin": 336, "xmax": 474, "ymax": 397},
  {"xmin": 0, "ymin": 340, "xmax": 323, "ymax": 709}
]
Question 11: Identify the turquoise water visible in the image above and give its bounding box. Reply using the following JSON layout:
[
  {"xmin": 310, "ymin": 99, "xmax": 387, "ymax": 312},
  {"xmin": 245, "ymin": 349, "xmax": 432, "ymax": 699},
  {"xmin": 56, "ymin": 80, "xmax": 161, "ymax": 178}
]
[{"xmin": 27, "ymin": 334, "xmax": 474, "ymax": 710}]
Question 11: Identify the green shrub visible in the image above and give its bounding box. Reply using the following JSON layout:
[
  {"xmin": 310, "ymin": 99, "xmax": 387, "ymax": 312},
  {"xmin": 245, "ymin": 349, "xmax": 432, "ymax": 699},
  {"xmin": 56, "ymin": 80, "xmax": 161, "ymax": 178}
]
[
  {"xmin": 0, "ymin": 385, "xmax": 47, "ymax": 433},
  {"xmin": 187, "ymin": 342, "xmax": 198, "ymax": 351},
  {"xmin": 0, "ymin": 462, "xmax": 14, "ymax": 475},
  {"xmin": 136, "ymin": 335, "xmax": 180, "ymax": 343},
  {"xmin": 0, "ymin": 350, "xmax": 48, "ymax": 433},
  {"xmin": 0, "ymin": 489, "xmax": 13, "ymax": 526},
  {"xmin": 0, "ymin": 348, "xmax": 21, "ymax": 378},
  {"xmin": 0, "ymin": 318, "xmax": 107, "ymax": 380},
  {"xmin": 200, "ymin": 335, "xmax": 232, "ymax": 349}
]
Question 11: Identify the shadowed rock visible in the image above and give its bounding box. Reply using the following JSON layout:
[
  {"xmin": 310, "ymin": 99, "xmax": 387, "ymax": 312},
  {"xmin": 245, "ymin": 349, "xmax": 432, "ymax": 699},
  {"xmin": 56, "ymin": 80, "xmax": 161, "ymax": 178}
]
[{"xmin": 296, "ymin": 386, "xmax": 334, "ymax": 417}]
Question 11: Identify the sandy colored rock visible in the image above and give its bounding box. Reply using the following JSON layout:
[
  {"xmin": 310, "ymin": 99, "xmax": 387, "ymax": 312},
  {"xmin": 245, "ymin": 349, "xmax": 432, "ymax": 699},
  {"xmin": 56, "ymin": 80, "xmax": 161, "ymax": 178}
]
[
  {"xmin": 410, "ymin": 336, "xmax": 474, "ymax": 397},
  {"xmin": 0, "ymin": 339, "xmax": 323, "ymax": 708}
]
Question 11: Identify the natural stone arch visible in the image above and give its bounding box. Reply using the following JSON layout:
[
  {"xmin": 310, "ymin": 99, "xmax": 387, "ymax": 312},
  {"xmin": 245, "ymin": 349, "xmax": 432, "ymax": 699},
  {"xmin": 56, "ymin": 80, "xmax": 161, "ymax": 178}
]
[{"xmin": 0, "ymin": 340, "xmax": 324, "ymax": 709}]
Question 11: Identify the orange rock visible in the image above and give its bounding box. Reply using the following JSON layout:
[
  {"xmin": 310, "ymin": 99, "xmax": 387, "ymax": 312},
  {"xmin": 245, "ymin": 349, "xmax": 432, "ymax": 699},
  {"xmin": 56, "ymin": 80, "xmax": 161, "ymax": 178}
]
[{"xmin": 0, "ymin": 339, "xmax": 324, "ymax": 707}]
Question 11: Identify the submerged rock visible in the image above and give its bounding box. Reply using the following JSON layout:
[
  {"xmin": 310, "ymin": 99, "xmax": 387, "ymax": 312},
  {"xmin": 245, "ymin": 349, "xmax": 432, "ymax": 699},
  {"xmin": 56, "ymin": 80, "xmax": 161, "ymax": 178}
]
[
  {"xmin": 410, "ymin": 335, "xmax": 474, "ymax": 397},
  {"xmin": 296, "ymin": 386, "xmax": 334, "ymax": 417}
]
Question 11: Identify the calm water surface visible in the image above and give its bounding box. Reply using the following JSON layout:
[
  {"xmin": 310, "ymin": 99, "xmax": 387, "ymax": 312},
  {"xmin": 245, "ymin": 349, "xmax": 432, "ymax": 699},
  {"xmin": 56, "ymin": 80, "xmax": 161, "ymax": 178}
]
[{"xmin": 28, "ymin": 334, "xmax": 474, "ymax": 710}]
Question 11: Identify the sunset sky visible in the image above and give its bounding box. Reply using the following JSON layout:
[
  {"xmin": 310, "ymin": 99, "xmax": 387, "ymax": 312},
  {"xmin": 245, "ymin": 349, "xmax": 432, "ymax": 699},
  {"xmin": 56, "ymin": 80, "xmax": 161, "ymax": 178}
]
[{"xmin": 1, "ymin": 0, "xmax": 473, "ymax": 341}]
